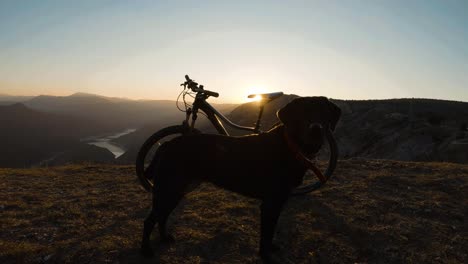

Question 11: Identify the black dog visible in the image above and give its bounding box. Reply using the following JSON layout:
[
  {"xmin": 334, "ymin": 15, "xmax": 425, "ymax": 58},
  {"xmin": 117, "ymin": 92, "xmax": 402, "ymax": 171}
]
[{"xmin": 141, "ymin": 96, "xmax": 341, "ymax": 262}]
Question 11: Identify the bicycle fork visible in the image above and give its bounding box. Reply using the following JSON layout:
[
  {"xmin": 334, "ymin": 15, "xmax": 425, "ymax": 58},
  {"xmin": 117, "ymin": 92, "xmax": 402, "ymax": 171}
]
[{"xmin": 182, "ymin": 107, "xmax": 199, "ymax": 132}]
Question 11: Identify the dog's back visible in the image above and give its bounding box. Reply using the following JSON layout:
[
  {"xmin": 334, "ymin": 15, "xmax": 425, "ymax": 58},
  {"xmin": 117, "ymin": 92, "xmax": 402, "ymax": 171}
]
[{"xmin": 152, "ymin": 125, "xmax": 305, "ymax": 198}]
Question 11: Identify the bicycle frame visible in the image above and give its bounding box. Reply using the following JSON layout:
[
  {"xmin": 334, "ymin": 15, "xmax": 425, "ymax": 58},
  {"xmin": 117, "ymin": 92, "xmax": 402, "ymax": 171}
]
[
  {"xmin": 136, "ymin": 81, "xmax": 338, "ymax": 195},
  {"xmin": 185, "ymin": 93, "xmax": 264, "ymax": 136}
]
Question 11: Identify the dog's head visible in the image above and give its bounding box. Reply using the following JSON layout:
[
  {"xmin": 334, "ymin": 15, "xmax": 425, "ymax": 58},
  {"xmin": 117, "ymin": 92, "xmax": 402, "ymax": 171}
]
[{"xmin": 277, "ymin": 96, "xmax": 341, "ymax": 155}]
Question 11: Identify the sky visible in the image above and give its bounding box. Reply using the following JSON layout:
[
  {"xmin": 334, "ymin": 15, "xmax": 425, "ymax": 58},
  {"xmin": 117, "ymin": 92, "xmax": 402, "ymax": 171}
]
[{"xmin": 0, "ymin": 0, "xmax": 467, "ymax": 103}]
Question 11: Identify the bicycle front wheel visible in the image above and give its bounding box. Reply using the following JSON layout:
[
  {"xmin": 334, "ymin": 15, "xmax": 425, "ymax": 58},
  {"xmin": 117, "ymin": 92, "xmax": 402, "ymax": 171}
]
[
  {"xmin": 136, "ymin": 125, "xmax": 200, "ymax": 192},
  {"xmin": 291, "ymin": 127, "xmax": 338, "ymax": 195}
]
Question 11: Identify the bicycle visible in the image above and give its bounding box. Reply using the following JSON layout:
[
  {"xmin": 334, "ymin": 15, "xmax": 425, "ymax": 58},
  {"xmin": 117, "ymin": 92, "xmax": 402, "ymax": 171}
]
[{"xmin": 136, "ymin": 75, "xmax": 338, "ymax": 195}]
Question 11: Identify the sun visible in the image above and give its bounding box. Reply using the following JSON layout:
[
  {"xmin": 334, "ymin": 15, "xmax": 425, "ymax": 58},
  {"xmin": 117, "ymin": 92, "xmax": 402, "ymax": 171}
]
[
  {"xmin": 245, "ymin": 86, "xmax": 267, "ymax": 102},
  {"xmin": 249, "ymin": 94, "xmax": 262, "ymax": 102}
]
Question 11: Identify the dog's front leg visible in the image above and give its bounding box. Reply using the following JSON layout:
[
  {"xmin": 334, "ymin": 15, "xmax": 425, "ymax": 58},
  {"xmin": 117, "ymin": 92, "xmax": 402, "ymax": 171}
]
[
  {"xmin": 259, "ymin": 196, "xmax": 288, "ymax": 262},
  {"xmin": 141, "ymin": 210, "xmax": 157, "ymax": 257}
]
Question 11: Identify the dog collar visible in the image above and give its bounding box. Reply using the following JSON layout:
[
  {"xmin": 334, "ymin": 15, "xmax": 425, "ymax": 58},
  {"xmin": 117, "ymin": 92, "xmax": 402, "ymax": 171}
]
[{"xmin": 283, "ymin": 129, "xmax": 327, "ymax": 183}]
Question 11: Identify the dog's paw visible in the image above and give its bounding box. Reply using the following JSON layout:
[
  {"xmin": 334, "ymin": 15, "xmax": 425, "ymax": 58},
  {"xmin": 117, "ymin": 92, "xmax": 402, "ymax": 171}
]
[
  {"xmin": 161, "ymin": 234, "xmax": 175, "ymax": 244},
  {"xmin": 260, "ymin": 252, "xmax": 289, "ymax": 264},
  {"xmin": 270, "ymin": 243, "xmax": 281, "ymax": 253},
  {"xmin": 140, "ymin": 245, "xmax": 154, "ymax": 258},
  {"xmin": 259, "ymin": 249, "xmax": 272, "ymax": 261},
  {"xmin": 259, "ymin": 252, "xmax": 281, "ymax": 264},
  {"xmin": 260, "ymin": 245, "xmax": 285, "ymax": 264}
]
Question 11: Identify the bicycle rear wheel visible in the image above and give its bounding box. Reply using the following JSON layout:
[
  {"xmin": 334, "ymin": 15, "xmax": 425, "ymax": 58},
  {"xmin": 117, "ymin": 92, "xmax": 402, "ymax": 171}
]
[
  {"xmin": 291, "ymin": 127, "xmax": 338, "ymax": 195},
  {"xmin": 135, "ymin": 125, "xmax": 200, "ymax": 192}
]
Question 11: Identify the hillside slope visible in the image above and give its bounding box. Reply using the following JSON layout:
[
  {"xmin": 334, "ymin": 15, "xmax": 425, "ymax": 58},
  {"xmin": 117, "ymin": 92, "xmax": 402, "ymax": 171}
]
[
  {"xmin": 333, "ymin": 98, "xmax": 468, "ymax": 163},
  {"xmin": 0, "ymin": 94, "xmax": 35, "ymax": 105},
  {"xmin": 227, "ymin": 96, "xmax": 468, "ymax": 163},
  {"xmin": 0, "ymin": 103, "xmax": 114, "ymax": 167},
  {"xmin": 1, "ymin": 160, "xmax": 467, "ymax": 263},
  {"xmin": 24, "ymin": 93, "xmax": 238, "ymax": 132},
  {"xmin": 24, "ymin": 94, "xmax": 181, "ymax": 131}
]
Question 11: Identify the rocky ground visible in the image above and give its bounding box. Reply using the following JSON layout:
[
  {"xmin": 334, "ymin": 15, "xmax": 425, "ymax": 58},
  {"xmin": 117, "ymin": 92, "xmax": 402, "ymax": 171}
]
[{"xmin": 1, "ymin": 159, "xmax": 467, "ymax": 263}]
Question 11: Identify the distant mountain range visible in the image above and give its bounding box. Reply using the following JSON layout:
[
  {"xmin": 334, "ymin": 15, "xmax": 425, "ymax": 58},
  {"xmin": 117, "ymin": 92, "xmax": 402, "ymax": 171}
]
[
  {"xmin": 0, "ymin": 103, "xmax": 114, "ymax": 167},
  {"xmin": 2, "ymin": 92, "xmax": 235, "ymax": 131},
  {"xmin": 24, "ymin": 94, "xmax": 181, "ymax": 131},
  {"xmin": 0, "ymin": 92, "xmax": 467, "ymax": 167},
  {"xmin": 0, "ymin": 93, "xmax": 237, "ymax": 167},
  {"xmin": 0, "ymin": 94, "xmax": 35, "ymax": 105}
]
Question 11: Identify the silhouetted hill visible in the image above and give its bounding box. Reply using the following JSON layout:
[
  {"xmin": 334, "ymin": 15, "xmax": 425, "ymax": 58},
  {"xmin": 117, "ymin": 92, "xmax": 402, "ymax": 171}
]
[
  {"xmin": 332, "ymin": 98, "xmax": 468, "ymax": 163},
  {"xmin": 1, "ymin": 160, "xmax": 466, "ymax": 263},
  {"xmin": 0, "ymin": 93, "xmax": 238, "ymax": 167},
  {"xmin": 3, "ymin": 94, "xmax": 466, "ymax": 166},
  {"xmin": 226, "ymin": 96, "xmax": 468, "ymax": 164},
  {"xmin": 0, "ymin": 104, "xmax": 114, "ymax": 167},
  {"xmin": 113, "ymin": 95, "xmax": 468, "ymax": 165},
  {"xmin": 0, "ymin": 94, "xmax": 34, "ymax": 105},
  {"xmin": 24, "ymin": 94, "xmax": 176, "ymax": 130},
  {"xmin": 24, "ymin": 93, "xmax": 236, "ymax": 132},
  {"xmin": 230, "ymin": 95, "xmax": 468, "ymax": 163}
]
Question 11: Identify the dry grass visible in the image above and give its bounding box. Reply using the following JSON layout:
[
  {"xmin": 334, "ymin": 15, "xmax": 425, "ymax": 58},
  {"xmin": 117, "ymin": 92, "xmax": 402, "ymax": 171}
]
[{"xmin": 0, "ymin": 160, "xmax": 467, "ymax": 263}]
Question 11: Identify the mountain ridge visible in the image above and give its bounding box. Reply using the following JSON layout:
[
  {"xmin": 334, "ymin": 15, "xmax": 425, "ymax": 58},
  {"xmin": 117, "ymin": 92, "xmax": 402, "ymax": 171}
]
[
  {"xmin": 1, "ymin": 95, "xmax": 467, "ymax": 167},
  {"xmin": 0, "ymin": 103, "xmax": 115, "ymax": 167}
]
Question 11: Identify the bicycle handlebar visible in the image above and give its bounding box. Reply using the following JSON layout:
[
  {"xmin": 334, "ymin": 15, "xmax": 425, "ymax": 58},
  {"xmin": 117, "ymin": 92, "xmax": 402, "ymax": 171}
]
[
  {"xmin": 182, "ymin": 75, "xmax": 219, "ymax": 98},
  {"xmin": 193, "ymin": 87, "xmax": 219, "ymax": 98}
]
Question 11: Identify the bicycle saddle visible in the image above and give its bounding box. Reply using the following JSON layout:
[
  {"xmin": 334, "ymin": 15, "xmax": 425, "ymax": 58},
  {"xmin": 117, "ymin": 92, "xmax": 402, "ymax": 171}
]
[{"xmin": 247, "ymin": 92, "xmax": 284, "ymax": 101}]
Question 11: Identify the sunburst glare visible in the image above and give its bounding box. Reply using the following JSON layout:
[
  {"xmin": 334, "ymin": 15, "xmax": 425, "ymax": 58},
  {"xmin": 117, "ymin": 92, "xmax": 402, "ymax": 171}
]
[{"xmin": 246, "ymin": 86, "xmax": 268, "ymax": 102}]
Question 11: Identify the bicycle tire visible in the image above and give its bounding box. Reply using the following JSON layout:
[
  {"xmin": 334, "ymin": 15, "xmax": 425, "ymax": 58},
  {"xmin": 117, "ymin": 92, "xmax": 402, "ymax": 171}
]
[
  {"xmin": 136, "ymin": 125, "xmax": 200, "ymax": 192},
  {"xmin": 291, "ymin": 127, "xmax": 338, "ymax": 195}
]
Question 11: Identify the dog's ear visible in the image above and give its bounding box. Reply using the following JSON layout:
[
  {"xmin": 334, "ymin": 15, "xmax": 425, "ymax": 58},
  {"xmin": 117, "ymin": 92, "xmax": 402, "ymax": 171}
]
[
  {"xmin": 327, "ymin": 100, "xmax": 341, "ymax": 131},
  {"xmin": 278, "ymin": 97, "xmax": 341, "ymax": 131},
  {"xmin": 277, "ymin": 97, "xmax": 305, "ymax": 128}
]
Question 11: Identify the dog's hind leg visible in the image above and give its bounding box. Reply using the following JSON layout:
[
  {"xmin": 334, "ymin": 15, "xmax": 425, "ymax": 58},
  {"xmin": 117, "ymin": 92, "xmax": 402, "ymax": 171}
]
[
  {"xmin": 158, "ymin": 193, "xmax": 184, "ymax": 243},
  {"xmin": 259, "ymin": 196, "xmax": 288, "ymax": 261},
  {"xmin": 156, "ymin": 177, "xmax": 189, "ymax": 243},
  {"xmin": 141, "ymin": 185, "xmax": 179, "ymax": 256},
  {"xmin": 141, "ymin": 207, "xmax": 157, "ymax": 257}
]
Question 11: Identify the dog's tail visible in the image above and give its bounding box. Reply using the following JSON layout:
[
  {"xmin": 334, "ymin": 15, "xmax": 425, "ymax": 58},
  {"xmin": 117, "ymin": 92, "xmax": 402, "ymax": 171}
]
[{"xmin": 144, "ymin": 142, "xmax": 170, "ymax": 189}]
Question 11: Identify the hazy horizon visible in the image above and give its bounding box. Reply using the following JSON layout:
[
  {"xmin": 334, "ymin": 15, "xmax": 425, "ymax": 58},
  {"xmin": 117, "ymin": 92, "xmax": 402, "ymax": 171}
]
[
  {"xmin": 1, "ymin": 1, "xmax": 467, "ymax": 103},
  {"xmin": 3, "ymin": 90, "xmax": 468, "ymax": 105}
]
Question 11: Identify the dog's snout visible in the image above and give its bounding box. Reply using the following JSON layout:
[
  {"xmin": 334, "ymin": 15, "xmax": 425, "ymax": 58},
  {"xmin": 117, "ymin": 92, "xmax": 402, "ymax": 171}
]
[
  {"xmin": 301, "ymin": 122, "xmax": 324, "ymax": 154},
  {"xmin": 308, "ymin": 122, "xmax": 322, "ymax": 130}
]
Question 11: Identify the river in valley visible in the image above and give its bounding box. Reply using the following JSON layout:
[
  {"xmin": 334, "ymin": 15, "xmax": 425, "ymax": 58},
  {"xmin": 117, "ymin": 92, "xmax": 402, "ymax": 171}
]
[{"xmin": 82, "ymin": 128, "xmax": 136, "ymax": 158}]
